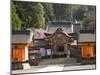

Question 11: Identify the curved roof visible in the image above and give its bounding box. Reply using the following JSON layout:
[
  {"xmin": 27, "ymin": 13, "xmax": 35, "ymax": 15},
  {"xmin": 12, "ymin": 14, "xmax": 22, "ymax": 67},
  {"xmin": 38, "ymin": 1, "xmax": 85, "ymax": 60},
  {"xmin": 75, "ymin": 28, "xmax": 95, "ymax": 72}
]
[
  {"xmin": 33, "ymin": 28, "xmax": 46, "ymax": 39},
  {"xmin": 47, "ymin": 28, "xmax": 73, "ymax": 39}
]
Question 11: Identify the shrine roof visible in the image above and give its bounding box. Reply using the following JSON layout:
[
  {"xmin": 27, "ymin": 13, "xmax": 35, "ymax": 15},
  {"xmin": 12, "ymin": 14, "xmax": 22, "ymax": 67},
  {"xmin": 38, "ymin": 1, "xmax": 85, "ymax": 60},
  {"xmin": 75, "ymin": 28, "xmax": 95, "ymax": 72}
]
[
  {"xmin": 46, "ymin": 28, "xmax": 74, "ymax": 39},
  {"xmin": 78, "ymin": 33, "xmax": 96, "ymax": 43},
  {"xmin": 12, "ymin": 31, "xmax": 33, "ymax": 44}
]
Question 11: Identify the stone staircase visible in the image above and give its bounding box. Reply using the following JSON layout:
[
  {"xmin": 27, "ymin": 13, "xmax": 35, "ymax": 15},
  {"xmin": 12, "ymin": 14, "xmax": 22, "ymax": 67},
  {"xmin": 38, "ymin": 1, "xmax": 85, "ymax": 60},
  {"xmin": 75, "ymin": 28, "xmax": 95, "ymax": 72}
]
[{"xmin": 39, "ymin": 57, "xmax": 77, "ymax": 65}]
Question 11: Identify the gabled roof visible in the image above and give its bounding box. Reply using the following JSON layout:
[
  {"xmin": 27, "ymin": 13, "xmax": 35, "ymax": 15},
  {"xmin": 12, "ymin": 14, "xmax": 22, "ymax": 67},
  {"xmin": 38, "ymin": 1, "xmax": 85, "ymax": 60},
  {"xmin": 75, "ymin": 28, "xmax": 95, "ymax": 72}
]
[
  {"xmin": 12, "ymin": 31, "xmax": 33, "ymax": 44},
  {"xmin": 47, "ymin": 28, "xmax": 73, "ymax": 39},
  {"xmin": 47, "ymin": 26, "xmax": 72, "ymax": 33}
]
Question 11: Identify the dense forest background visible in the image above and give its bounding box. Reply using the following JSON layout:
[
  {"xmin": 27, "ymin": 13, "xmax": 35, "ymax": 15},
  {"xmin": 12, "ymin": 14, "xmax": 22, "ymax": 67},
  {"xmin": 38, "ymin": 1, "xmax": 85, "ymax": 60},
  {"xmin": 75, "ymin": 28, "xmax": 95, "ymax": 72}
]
[{"xmin": 11, "ymin": 1, "xmax": 96, "ymax": 31}]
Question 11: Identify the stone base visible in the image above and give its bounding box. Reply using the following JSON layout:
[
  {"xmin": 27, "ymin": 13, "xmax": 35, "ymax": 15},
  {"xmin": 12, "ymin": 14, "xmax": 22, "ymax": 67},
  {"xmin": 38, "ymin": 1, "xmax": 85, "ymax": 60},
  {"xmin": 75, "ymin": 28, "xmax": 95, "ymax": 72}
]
[
  {"xmin": 39, "ymin": 57, "xmax": 77, "ymax": 65},
  {"xmin": 12, "ymin": 63, "xmax": 23, "ymax": 70},
  {"xmin": 22, "ymin": 63, "xmax": 30, "ymax": 70}
]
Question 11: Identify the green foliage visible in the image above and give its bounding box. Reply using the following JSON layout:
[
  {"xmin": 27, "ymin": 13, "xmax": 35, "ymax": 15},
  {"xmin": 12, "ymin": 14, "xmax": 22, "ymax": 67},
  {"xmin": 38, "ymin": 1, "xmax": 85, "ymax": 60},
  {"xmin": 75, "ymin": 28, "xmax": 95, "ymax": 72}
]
[
  {"xmin": 72, "ymin": 6, "xmax": 88, "ymax": 20},
  {"xmin": 12, "ymin": 1, "xmax": 96, "ymax": 31},
  {"xmin": 13, "ymin": 2, "xmax": 35, "ymax": 29},
  {"xmin": 12, "ymin": 3, "xmax": 21, "ymax": 31},
  {"xmin": 32, "ymin": 3, "xmax": 45, "ymax": 28},
  {"xmin": 42, "ymin": 3, "xmax": 54, "ymax": 22},
  {"xmin": 83, "ymin": 9, "xmax": 96, "ymax": 30},
  {"xmin": 53, "ymin": 4, "xmax": 71, "ymax": 20},
  {"xmin": 13, "ymin": 2, "xmax": 45, "ymax": 29}
]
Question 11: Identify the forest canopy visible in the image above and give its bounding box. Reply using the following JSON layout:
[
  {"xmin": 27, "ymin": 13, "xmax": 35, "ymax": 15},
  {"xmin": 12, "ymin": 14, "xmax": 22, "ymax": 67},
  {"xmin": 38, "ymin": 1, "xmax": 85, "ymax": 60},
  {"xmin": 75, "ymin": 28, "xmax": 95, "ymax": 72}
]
[{"xmin": 11, "ymin": 1, "xmax": 96, "ymax": 31}]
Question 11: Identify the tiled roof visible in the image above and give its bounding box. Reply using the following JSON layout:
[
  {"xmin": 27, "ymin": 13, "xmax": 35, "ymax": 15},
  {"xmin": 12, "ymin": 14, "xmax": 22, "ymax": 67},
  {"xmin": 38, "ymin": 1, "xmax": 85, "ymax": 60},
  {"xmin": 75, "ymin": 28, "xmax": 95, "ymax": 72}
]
[
  {"xmin": 47, "ymin": 28, "xmax": 73, "ymax": 39},
  {"xmin": 33, "ymin": 28, "xmax": 46, "ymax": 39},
  {"xmin": 12, "ymin": 31, "xmax": 33, "ymax": 44},
  {"xmin": 78, "ymin": 33, "xmax": 96, "ymax": 43}
]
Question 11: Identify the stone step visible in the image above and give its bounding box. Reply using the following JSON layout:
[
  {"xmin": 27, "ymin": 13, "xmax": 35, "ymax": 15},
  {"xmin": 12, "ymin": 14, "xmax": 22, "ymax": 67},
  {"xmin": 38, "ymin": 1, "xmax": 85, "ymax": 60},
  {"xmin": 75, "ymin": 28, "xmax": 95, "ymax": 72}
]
[
  {"xmin": 39, "ymin": 58, "xmax": 77, "ymax": 65},
  {"xmin": 22, "ymin": 63, "xmax": 30, "ymax": 70}
]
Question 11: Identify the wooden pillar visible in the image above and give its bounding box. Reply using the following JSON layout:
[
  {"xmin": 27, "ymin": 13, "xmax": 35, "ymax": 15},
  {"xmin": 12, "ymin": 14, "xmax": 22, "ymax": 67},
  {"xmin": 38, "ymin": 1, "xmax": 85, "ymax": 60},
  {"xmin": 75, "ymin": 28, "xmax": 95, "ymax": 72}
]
[
  {"xmin": 53, "ymin": 44, "xmax": 57, "ymax": 55},
  {"xmin": 67, "ymin": 44, "xmax": 71, "ymax": 58},
  {"xmin": 64, "ymin": 43, "xmax": 70, "ymax": 58},
  {"xmin": 64, "ymin": 44, "xmax": 68, "ymax": 56},
  {"xmin": 50, "ymin": 44, "xmax": 53, "ymax": 58}
]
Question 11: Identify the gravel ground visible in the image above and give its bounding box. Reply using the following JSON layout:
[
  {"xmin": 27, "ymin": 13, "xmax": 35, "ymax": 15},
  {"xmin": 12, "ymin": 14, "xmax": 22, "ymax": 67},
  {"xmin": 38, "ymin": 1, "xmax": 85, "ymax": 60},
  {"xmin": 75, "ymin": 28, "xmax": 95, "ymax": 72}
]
[
  {"xmin": 12, "ymin": 64, "xmax": 95, "ymax": 75},
  {"xmin": 11, "ymin": 58, "xmax": 96, "ymax": 75}
]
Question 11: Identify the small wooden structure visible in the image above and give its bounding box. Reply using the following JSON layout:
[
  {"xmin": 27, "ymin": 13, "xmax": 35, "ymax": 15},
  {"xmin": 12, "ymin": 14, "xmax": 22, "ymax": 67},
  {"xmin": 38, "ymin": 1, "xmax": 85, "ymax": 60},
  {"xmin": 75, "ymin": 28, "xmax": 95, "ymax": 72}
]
[
  {"xmin": 12, "ymin": 31, "xmax": 33, "ymax": 69},
  {"xmin": 78, "ymin": 32, "xmax": 96, "ymax": 64}
]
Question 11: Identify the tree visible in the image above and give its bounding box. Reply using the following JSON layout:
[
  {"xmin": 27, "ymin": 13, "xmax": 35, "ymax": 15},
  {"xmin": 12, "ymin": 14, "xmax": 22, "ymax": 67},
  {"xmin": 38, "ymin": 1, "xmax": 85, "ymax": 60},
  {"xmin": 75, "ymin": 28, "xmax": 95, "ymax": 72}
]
[
  {"xmin": 53, "ymin": 4, "xmax": 71, "ymax": 20},
  {"xmin": 32, "ymin": 3, "xmax": 45, "ymax": 28},
  {"xmin": 13, "ymin": 1, "xmax": 45, "ymax": 29},
  {"xmin": 12, "ymin": 3, "xmax": 22, "ymax": 31},
  {"xmin": 83, "ymin": 8, "xmax": 96, "ymax": 30},
  {"xmin": 13, "ymin": 1, "xmax": 35, "ymax": 29},
  {"xmin": 42, "ymin": 3, "xmax": 54, "ymax": 23},
  {"xmin": 72, "ymin": 6, "xmax": 88, "ymax": 21}
]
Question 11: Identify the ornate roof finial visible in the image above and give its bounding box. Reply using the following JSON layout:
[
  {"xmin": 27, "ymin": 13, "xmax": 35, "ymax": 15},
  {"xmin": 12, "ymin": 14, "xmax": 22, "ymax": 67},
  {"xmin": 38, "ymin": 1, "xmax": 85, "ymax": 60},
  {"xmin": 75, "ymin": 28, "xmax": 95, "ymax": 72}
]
[{"xmin": 56, "ymin": 27, "xmax": 63, "ymax": 32}]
